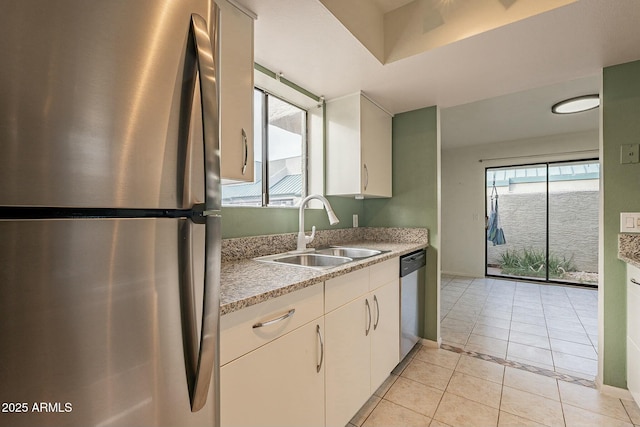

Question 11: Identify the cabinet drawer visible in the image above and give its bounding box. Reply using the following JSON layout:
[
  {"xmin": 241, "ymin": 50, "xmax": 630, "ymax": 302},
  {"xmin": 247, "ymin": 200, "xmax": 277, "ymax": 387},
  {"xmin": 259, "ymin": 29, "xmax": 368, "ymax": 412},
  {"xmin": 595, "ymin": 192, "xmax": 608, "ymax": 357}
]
[
  {"xmin": 220, "ymin": 283, "xmax": 323, "ymax": 365},
  {"xmin": 370, "ymin": 258, "xmax": 399, "ymax": 290},
  {"xmin": 325, "ymin": 268, "xmax": 369, "ymax": 313}
]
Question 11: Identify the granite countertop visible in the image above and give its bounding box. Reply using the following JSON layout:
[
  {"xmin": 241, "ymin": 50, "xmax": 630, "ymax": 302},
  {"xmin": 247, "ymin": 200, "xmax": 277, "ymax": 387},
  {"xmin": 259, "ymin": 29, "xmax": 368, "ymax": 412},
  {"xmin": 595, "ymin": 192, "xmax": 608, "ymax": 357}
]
[
  {"xmin": 220, "ymin": 227, "xmax": 428, "ymax": 315},
  {"xmin": 619, "ymin": 233, "xmax": 640, "ymax": 269}
]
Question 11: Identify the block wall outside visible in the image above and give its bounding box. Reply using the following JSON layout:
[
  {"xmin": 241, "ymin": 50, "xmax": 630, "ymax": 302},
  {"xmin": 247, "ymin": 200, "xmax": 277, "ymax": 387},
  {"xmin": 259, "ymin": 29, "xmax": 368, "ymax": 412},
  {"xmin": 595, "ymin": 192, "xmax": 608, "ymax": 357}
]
[{"xmin": 486, "ymin": 190, "xmax": 599, "ymax": 273}]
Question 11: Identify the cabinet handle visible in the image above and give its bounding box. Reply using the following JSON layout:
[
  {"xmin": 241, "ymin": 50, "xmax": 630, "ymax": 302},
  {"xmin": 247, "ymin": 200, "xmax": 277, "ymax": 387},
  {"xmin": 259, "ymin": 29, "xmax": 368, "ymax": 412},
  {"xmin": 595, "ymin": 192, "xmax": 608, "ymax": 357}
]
[
  {"xmin": 316, "ymin": 324, "xmax": 324, "ymax": 373},
  {"xmin": 363, "ymin": 163, "xmax": 369, "ymax": 192},
  {"xmin": 241, "ymin": 128, "xmax": 248, "ymax": 175},
  {"xmin": 373, "ymin": 294, "xmax": 380, "ymax": 330},
  {"xmin": 632, "ymin": 278, "xmax": 640, "ymax": 286},
  {"xmin": 252, "ymin": 308, "xmax": 295, "ymax": 328},
  {"xmin": 365, "ymin": 299, "xmax": 372, "ymax": 336}
]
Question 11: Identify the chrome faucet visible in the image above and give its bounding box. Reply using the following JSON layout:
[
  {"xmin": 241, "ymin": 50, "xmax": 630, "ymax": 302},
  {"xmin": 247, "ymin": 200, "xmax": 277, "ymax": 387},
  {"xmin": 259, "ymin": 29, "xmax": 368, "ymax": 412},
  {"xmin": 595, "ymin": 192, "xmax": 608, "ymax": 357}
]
[{"xmin": 295, "ymin": 194, "xmax": 340, "ymax": 252}]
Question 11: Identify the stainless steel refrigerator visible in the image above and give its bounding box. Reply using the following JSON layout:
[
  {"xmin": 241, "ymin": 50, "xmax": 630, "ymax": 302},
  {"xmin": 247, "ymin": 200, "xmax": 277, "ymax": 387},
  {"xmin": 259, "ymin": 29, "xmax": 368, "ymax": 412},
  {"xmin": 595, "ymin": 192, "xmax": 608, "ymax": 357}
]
[{"xmin": 0, "ymin": 1, "xmax": 221, "ymax": 426}]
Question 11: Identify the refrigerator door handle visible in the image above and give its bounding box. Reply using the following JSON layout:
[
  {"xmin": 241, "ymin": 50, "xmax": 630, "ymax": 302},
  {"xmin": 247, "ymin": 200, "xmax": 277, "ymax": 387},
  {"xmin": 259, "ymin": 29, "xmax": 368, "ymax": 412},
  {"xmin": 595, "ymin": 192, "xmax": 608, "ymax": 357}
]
[{"xmin": 186, "ymin": 11, "xmax": 221, "ymax": 416}]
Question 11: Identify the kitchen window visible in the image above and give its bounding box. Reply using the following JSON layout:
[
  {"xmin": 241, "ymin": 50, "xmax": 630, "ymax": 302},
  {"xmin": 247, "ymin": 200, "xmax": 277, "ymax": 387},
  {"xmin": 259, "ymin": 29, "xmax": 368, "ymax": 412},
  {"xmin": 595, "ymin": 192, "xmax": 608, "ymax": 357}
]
[{"xmin": 222, "ymin": 89, "xmax": 307, "ymax": 207}]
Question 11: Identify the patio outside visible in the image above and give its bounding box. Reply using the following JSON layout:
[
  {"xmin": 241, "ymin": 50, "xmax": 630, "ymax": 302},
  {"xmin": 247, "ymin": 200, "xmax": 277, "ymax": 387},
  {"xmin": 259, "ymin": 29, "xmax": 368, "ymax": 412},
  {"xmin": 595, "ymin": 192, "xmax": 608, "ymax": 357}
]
[{"xmin": 486, "ymin": 162, "xmax": 599, "ymax": 286}]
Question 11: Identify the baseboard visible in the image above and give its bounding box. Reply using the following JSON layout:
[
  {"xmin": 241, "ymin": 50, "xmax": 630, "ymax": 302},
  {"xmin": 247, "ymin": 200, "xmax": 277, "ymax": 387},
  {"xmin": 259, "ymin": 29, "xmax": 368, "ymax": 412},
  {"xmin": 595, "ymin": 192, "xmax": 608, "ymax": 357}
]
[
  {"xmin": 597, "ymin": 380, "xmax": 633, "ymax": 400},
  {"xmin": 421, "ymin": 337, "xmax": 441, "ymax": 348},
  {"xmin": 441, "ymin": 270, "xmax": 480, "ymax": 278}
]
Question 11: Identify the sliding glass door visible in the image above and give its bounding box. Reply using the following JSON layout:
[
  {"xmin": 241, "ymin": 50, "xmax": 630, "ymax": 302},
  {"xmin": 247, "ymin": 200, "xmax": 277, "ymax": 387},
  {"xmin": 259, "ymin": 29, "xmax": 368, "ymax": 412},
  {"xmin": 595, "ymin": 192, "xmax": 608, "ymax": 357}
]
[{"xmin": 485, "ymin": 160, "xmax": 599, "ymax": 286}]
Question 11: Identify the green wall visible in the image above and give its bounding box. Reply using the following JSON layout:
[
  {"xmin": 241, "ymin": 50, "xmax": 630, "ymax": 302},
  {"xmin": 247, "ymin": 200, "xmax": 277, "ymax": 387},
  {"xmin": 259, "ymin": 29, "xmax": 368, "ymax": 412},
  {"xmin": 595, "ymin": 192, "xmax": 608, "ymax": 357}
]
[
  {"xmin": 222, "ymin": 196, "xmax": 362, "ymax": 238},
  {"xmin": 364, "ymin": 106, "xmax": 439, "ymax": 341},
  {"xmin": 602, "ymin": 59, "xmax": 640, "ymax": 388}
]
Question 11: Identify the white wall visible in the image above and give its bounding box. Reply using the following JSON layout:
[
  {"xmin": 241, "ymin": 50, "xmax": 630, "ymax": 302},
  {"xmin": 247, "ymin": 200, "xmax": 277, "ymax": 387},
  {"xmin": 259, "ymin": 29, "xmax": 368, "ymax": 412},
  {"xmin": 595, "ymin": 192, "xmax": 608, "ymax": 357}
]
[{"xmin": 441, "ymin": 130, "xmax": 598, "ymax": 277}]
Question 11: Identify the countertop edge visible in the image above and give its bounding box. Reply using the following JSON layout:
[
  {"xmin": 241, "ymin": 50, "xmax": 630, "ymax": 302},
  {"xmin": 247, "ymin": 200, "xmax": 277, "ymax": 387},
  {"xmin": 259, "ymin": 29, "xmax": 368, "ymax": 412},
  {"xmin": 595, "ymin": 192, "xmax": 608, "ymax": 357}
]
[
  {"xmin": 618, "ymin": 233, "xmax": 640, "ymax": 269},
  {"xmin": 619, "ymin": 254, "xmax": 640, "ymax": 270},
  {"xmin": 220, "ymin": 241, "xmax": 427, "ymax": 315}
]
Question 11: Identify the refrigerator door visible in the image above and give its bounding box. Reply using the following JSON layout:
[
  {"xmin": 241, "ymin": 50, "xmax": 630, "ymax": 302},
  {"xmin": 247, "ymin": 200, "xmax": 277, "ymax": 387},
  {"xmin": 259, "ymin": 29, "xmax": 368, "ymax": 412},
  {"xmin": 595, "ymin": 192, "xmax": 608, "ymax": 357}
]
[
  {"xmin": 0, "ymin": 218, "xmax": 216, "ymax": 427},
  {"xmin": 0, "ymin": 0, "xmax": 212, "ymax": 209}
]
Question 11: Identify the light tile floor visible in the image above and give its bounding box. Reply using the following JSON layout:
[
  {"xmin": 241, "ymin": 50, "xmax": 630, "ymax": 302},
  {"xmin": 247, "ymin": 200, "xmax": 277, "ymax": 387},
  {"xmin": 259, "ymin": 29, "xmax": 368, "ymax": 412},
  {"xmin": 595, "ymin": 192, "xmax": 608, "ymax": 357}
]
[
  {"xmin": 440, "ymin": 275, "xmax": 599, "ymax": 381},
  {"xmin": 349, "ymin": 345, "xmax": 640, "ymax": 427},
  {"xmin": 348, "ymin": 275, "xmax": 640, "ymax": 427}
]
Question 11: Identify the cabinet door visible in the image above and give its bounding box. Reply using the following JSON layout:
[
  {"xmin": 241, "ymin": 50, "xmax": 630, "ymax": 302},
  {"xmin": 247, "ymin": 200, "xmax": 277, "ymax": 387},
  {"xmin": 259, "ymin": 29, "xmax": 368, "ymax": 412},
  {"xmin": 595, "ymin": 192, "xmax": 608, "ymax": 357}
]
[
  {"xmin": 360, "ymin": 96, "xmax": 392, "ymax": 197},
  {"xmin": 218, "ymin": 0, "xmax": 254, "ymax": 182},
  {"xmin": 370, "ymin": 280, "xmax": 400, "ymax": 392},
  {"xmin": 325, "ymin": 93, "xmax": 361, "ymax": 196},
  {"xmin": 628, "ymin": 264, "xmax": 640, "ymax": 406},
  {"xmin": 325, "ymin": 295, "xmax": 371, "ymax": 427},
  {"xmin": 221, "ymin": 320, "xmax": 325, "ymax": 427}
]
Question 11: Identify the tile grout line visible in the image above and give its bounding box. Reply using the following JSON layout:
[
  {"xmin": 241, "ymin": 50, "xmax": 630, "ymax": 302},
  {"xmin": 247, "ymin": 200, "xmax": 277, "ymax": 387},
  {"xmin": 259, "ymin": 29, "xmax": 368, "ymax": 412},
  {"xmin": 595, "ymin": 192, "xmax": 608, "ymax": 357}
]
[
  {"xmin": 357, "ymin": 343, "xmax": 421, "ymax": 427},
  {"xmin": 494, "ymin": 276, "xmax": 516, "ymax": 425},
  {"xmin": 506, "ymin": 278, "xmax": 516, "ymax": 368},
  {"xmin": 564, "ymin": 286, "xmax": 599, "ymax": 357},
  {"xmin": 429, "ymin": 345, "xmax": 464, "ymax": 426},
  {"xmin": 542, "ymin": 285, "xmax": 557, "ymax": 377}
]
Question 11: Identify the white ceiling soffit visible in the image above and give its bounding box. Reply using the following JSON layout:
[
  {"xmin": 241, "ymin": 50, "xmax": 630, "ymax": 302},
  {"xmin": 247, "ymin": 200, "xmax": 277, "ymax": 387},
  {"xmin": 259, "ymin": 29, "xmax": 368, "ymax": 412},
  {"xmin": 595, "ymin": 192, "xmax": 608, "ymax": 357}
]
[
  {"xmin": 238, "ymin": 0, "xmax": 640, "ymax": 116},
  {"xmin": 321, "ymin": 0, "xmax": 577, "ymax": 64}
]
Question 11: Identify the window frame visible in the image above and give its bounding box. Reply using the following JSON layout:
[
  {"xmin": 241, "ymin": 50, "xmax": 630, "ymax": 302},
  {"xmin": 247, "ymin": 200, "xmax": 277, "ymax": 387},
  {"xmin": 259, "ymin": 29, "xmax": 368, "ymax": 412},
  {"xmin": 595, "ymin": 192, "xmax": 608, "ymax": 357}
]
[
  {"xmin": 221, "ymin": 88, "xmax": 309, "ymax": 208},
  {"xmin": 259, "ymin": 87, "xmax": 308, "ymax": 207}
]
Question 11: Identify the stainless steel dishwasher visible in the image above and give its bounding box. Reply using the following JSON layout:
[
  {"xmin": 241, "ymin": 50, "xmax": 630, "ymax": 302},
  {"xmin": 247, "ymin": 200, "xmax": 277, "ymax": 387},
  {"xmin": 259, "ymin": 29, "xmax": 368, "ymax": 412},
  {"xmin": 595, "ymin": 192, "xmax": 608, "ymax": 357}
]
[{"xmin": 400, "ymin": 249, "xmax": 426, "ymax": 360}]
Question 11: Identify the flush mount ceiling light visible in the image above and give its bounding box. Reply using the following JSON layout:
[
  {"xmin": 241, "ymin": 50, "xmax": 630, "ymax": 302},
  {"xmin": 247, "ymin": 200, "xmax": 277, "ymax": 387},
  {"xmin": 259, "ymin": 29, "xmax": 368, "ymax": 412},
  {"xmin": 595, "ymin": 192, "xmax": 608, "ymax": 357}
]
[{"xmin": 551, "ymin": 94, "xmax": 600, "ymax": 114}]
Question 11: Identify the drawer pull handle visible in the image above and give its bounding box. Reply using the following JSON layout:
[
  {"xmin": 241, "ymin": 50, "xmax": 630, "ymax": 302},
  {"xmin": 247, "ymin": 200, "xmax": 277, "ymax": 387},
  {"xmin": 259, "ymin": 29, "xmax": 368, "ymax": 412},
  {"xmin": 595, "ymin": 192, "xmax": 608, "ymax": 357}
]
[
  {"xmin": 316, "ymin": 324, "xmax": 324, "ymax": 373},
  {"xmin": 252, "ymin": 309, "xmax": 296, "ymax": 329},
  {"xmin": 632, "ymin": 278, "xmax": 640, "ymax": 286}
]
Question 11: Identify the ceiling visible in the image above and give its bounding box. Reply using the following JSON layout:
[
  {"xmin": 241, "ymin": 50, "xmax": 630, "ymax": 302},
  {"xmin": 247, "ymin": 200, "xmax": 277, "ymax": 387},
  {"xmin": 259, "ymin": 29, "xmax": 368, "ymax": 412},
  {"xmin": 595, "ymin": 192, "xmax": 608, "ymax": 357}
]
[
  {"xmin": 234, "ymin": 0, "xmax": 640, "ymax": 148},
  {"xmin": 372, "ymin": 0, "xmax": 414, "ymax": 14}
]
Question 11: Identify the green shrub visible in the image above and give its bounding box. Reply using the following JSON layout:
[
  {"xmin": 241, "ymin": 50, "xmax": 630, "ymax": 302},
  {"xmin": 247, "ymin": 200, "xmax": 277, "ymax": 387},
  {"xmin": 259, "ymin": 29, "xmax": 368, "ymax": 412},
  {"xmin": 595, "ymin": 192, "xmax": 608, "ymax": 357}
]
[{"xmin": 499, "ymin": 248, "xmax": 577, "ymax": 279}]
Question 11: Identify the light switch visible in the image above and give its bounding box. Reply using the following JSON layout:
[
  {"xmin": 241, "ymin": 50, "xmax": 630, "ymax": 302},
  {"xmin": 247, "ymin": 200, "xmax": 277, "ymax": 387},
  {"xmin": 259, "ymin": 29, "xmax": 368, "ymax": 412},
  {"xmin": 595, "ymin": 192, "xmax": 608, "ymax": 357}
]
[
  {"xmin": 621, "ymin": 144, "xmax": 640, "ymax": 164},
  {"xmin": 621, "ymin": 213, "xmax": 640, "ymax": 233}
]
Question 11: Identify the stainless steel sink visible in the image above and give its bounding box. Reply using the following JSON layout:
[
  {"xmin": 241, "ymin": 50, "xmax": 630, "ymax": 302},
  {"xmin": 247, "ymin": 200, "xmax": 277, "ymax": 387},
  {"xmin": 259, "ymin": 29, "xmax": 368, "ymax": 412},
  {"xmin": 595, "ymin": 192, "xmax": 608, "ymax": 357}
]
[
  {"xmin": 271, "ymin": 253, "xmax": 352, "ymax": 268},
  {"xmin": 314, "ymin": 247, "xmax": 383, "ymax": 259},
  {"xmin": 254, "ymin": 246, "xmax": 388, "ymax": 270}
]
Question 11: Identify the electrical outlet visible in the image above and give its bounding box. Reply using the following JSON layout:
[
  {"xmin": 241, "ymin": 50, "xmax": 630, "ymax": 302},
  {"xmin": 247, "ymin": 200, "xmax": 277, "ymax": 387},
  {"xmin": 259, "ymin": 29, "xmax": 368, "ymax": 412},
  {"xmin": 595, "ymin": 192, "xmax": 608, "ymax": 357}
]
[{"xmin": 620, "ymin": 144, "xmax": 639, "ymax": 164}]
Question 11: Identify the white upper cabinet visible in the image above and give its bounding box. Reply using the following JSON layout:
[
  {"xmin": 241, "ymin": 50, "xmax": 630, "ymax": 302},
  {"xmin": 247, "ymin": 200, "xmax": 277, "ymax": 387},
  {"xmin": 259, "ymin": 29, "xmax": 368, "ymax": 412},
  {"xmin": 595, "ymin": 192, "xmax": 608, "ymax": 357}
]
[
  {"xmin": 326, "ymin": 92, "xmax": 392, "ymax": 198},
  {"xmin": 217, "ymin": 0, "xmax": 255, "ymax": 182}
]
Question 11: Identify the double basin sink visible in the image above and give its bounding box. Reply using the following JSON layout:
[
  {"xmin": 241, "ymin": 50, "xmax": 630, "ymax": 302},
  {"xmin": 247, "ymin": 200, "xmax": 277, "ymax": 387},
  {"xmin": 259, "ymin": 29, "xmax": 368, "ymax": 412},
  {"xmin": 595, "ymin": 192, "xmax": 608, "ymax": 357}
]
[{"xmin": 255, "ymin": 246, "xmax": 387, "ymax": 269}]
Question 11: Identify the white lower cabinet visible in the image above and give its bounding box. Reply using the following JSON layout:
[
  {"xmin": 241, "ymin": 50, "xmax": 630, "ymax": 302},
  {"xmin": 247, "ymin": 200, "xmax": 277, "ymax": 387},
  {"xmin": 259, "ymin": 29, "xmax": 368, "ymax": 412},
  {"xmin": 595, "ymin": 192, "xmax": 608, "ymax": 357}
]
[
  {"xmin": 627, "ymin": 263, "xmax": 640, "ymax": 407},
  {"xmin": 220, "ymin": 258, "xmax": 401, "ymax": 427},
  {"xmin": 325, "ymin": 259, "xmax": 400, "ymax": 427},
  {"xmin": 370, "ymin": 280, "xmax": 400, "ymax": 392},
  {"xmin": 220, "ymin": 319, "xmax": 325, "ymax": 427},
  {"xmin": 325, "ymin": 295, "xmax": 372, "ymax": 427},
  {"xmin": 220, "ymin": 283, "xmax": 325, "ymax": 427}
]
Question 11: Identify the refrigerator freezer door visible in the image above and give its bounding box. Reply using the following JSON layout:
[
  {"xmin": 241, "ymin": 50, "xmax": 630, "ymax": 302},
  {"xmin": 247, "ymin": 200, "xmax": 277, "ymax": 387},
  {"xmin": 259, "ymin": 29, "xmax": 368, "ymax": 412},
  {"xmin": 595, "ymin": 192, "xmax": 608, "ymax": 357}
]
[
  {"xmin": 0, "ymin": 218, "xmax": 214, "ymax": 427},
  {"xmin": 0, "ymin": 0, "xmax": 211, "ymax": 209}
]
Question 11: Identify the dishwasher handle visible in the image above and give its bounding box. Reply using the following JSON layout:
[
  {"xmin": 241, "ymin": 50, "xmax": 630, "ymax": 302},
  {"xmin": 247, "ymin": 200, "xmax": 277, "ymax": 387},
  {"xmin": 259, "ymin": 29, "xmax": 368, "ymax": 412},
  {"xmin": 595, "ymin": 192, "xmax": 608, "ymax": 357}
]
[{"xmin": 400, "ymin": 249, "xmax": 426, "ymax": 277}]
